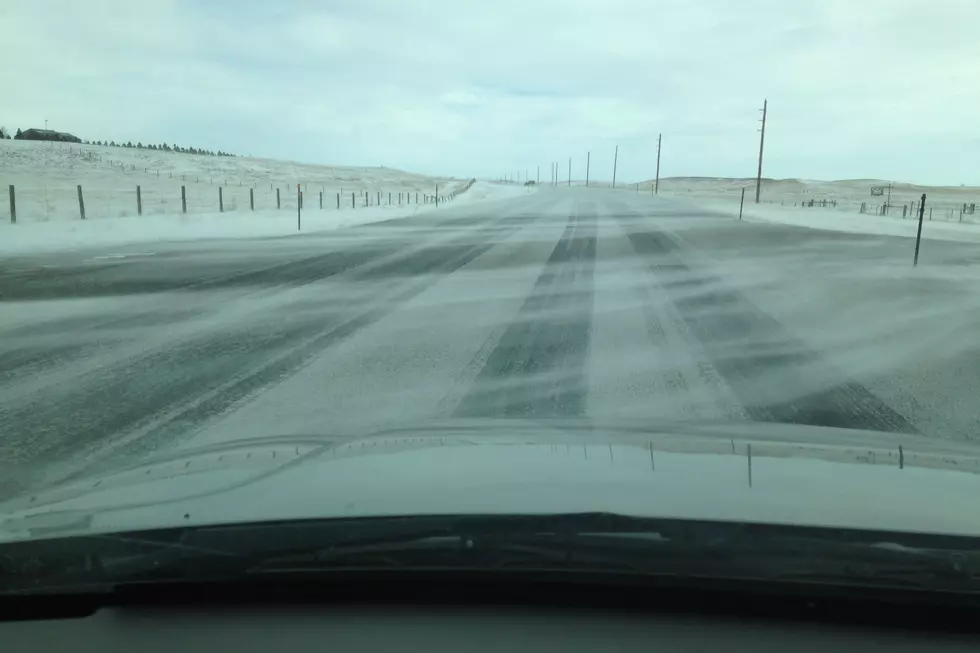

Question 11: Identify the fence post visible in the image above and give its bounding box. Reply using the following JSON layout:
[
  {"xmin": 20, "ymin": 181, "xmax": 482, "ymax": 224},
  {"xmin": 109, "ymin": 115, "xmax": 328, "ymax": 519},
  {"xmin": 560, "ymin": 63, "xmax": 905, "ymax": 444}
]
[
  {"xmin": 337, "ymin": 192, "xmax": 340, "ymax": 209},
  {"xmin": 352, "ymin": 193, "xmax": 355, "ymax": 209},
  {"xmin": 8, "ymin": 185, "xmax": 15, "ymax": 224},
  {"xmin": 181, "ymin": 186, "xmax": 187, "ymax": 214},
  {"xmin": 739, "ymin": 188, "xmax": 745, "ymax": 221},
  {"xmin": 913, "ymin": 194, "xmax": 926, "ymax": 267},
  {"xmin": 76, "ymin": 185, "xmax": 86, "ymax": 220},
  {"xmin": 365, "ymin": 191, "xmax": 368, "ymax": 207},
  {"xmin": 416, "ymin": 192, "xmax": 418, "ymax": 204},
  {"xmin": 319, "ymin": 191, "xmax": 323, "ymax": 209},
  {"xmin": 250, "ymin": 188, "xmax": 254, "ymax": 210},
  {"xmin": 137, "ymin": 185, "xmax": 142, "ymax": 216},
  {"xmin": 219, "ymin": 186, "xmax": 224, "ymax": 212},
  {"xmin": 276, "ymin": 188, "xmax": 281, "ymax": 209}
]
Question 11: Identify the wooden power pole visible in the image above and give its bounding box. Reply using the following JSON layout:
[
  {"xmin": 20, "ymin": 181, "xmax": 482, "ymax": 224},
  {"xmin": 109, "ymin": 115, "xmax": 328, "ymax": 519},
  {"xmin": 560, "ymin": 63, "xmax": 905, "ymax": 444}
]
[
  {"xmin": 755, "ymin": 99, "xmax": 767, "ymax": 204},
  {"xmin": 612, "ymin": 145, "xmax": 619, "ymax": 188},
  {"xmin": 655, "ymin": 133, "xmax": 662, "ymax": 195}
]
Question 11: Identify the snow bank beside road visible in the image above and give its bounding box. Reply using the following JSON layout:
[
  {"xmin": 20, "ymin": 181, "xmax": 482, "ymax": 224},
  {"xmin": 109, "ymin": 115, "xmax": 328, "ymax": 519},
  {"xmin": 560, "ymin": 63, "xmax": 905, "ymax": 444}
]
[
  {"xmin": 672, "ymin": 196, "xmax": 980, "ymax": 245},
  {"xmin": 0, "ymin": 182, "xmax": 531, "ymax": 256}
]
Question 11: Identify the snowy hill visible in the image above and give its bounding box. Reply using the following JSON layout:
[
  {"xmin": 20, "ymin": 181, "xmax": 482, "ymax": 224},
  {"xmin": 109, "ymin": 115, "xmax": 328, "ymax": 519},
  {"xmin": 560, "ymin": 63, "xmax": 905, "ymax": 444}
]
[
  {"xmin": 0, "ymin": 140, "xmax": 534, "ymax": 255},
  {"xmin": 0, "ymin": 139, "xmax": 468, "ymax": 223}
]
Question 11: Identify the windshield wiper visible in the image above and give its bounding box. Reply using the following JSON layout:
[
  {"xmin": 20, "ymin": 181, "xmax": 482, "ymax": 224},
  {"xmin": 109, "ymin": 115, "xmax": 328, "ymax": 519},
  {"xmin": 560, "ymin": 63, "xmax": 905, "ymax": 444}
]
[
  {"xmin": 243, "ymin": 530, "xmax": 980, "ymax": 592},
  {"xmin": 3, "ymin": 513, "xmax": 980, "ymax": 594}
]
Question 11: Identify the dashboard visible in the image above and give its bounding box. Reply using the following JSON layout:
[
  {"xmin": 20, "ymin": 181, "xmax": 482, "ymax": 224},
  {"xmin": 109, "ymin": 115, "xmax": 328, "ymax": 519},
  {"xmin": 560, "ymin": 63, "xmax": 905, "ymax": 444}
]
[{"xmin": 5, "ymin": 605, "xmax": 978, "ymax": 652}]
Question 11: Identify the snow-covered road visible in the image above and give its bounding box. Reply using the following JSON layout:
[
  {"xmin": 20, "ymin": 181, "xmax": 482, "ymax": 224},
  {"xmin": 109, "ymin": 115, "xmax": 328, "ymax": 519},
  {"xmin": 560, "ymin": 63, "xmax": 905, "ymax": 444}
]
[{"xmin": 3, "ymin": 187, "xmax": 980, "ymax": 499}]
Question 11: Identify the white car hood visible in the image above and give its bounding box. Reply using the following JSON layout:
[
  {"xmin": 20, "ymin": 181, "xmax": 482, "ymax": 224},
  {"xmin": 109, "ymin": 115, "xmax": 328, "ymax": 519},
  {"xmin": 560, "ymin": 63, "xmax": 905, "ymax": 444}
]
[{"xmin": 3, "ymin": 419, "xmax": 980, "ymax": 542}]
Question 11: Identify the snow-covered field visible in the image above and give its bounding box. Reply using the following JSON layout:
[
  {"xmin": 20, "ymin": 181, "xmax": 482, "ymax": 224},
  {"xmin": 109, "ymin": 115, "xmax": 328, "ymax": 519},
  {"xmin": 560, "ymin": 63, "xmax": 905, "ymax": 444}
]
[
  {"xmin": 669, "ymin": 197, "xmax": 980, "ymax": 245},
  {"xmin": 0, "ymin": 140, "xmax": 528, "ymax": 254},
  {"xmin": 639, "ymin": 177, "xmax": 980, "ymax": 243},
  {"xmin": 653, "ymin": 177, "xmax": 980, "ymax": 216}
]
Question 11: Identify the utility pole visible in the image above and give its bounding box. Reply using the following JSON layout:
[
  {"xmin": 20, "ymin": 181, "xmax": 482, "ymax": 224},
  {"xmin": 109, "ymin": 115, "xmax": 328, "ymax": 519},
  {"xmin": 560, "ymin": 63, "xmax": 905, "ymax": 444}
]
[
  {"xmin": 612, "ymin": 145, "xmax": 619, "ymax": 188},
  {"xmin": 586, "ymin": 151, "xmax": 590, "ymax": 187},
  {"xmin": 755, "ymin": 99, "xmax": 767, "ymax": 204},
  {"xmin": 655, "ymin": 133, "xmax": 662, "ymax": 195},
  {"xmin": 568, "ymin": 157, "xmax": 571, "ymax": 187}
]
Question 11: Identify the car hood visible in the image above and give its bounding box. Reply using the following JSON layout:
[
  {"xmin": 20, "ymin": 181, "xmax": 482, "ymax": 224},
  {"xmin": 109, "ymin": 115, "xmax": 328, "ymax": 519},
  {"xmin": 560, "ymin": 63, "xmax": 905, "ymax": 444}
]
[{"xmin": 3, "ymin": 419, "xmax": 980, "ymax": 543}]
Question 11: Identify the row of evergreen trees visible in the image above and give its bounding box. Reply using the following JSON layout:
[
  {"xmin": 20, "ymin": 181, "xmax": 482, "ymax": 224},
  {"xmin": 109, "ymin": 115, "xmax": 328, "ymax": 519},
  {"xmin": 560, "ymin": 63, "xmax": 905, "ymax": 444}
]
[
  {"xmin": 0, "ymin": 126, "xmax": 233, "ymax": 156},
  {"xmin": 83, "ymin": 140, "xmax": 234, "ymax": 157}
]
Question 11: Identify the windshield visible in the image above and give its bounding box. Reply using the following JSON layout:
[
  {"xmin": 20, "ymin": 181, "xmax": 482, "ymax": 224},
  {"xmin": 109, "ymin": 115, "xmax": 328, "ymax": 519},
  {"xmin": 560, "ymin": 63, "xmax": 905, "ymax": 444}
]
[{"xmin": 2, "ymin": 0, "xmax": 980, "ymax": 595}]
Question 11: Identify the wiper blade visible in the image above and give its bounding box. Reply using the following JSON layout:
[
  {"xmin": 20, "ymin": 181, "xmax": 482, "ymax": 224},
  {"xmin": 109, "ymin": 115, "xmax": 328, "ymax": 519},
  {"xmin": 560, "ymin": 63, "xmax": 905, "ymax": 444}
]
[
  {"xmin": 246, "ymin": 529, "xmax": 980, "ymax": 592},
  {"xmin": 246, "ymin": 531, "xmax": 671, "ymax": 575},
  {"xmin": 4, "ymin": 513, "xmax": 980, "ymax": 594}
]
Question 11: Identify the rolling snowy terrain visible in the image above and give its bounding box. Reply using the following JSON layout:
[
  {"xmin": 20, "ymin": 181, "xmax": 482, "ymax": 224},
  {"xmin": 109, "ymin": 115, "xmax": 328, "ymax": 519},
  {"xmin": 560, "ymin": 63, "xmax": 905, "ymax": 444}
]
[
  {"xmin": 3, "ymin": 143, "xmax": 980, "ymax": 506},
  {"xmin": 0, "ymin": 140, "xmax": 527, "ymax": 253},
  {"xmin": 645, "ymin": 176, "xmax": 980, "ymax": 243}
]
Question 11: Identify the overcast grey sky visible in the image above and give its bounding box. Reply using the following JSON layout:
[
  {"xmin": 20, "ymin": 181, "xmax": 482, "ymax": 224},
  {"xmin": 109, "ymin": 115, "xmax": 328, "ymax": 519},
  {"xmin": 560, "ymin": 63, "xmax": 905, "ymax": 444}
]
[{"xmin": 2, "ymin": 0, "xmax": 978, "ymax": 184}]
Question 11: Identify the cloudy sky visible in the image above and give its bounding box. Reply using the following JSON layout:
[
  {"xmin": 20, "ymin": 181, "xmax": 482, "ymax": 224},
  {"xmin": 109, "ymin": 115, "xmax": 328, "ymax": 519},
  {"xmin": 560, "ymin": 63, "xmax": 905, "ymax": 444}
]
[{"xmin": 2, "ymin": 0, "xmax": 978, "ymax": 184}]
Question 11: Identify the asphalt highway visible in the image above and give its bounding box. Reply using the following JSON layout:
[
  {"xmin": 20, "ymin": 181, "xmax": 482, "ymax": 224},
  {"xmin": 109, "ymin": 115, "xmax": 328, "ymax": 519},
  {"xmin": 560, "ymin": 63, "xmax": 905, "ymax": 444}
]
[{"xmin": 3, "ymin": 187, "xmax": 980, "ymax": 498}]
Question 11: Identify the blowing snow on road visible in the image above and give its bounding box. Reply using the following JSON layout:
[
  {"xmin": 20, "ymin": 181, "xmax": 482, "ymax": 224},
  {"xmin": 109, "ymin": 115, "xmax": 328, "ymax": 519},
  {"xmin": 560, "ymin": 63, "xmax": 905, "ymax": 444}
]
[{"xmin": 3, "ymin": 186, "xmax": 980, "ymax": 498}]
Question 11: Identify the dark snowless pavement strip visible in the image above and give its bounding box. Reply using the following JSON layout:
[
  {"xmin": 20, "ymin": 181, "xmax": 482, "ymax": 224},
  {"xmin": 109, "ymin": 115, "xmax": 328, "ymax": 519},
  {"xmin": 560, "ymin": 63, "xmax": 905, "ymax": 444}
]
[
  {"xmin": 645, "ymin": 196, "xmax": 980, "ymax": 441},
  {"xmin": 453, "ymin": 202, "xmax": 597, "ymax": 417},
  {"xmin": 0, "ymin": 193, "xmax": 543, "ymax": 491},
  {"xmin": 612, "ymin": 205, "xmax": 914, "ymax": 433},
  {"xmin": 2, "ymin": 187, "xmax": 980, "ymax": 499}
]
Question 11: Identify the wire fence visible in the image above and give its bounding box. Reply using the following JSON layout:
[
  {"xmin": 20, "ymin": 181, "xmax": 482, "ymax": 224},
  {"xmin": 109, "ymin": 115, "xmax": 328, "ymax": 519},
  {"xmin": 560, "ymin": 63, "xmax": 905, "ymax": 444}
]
[
  {"xmin": 3, "ymin": 182, "xmax": 471, "ymax": 224},
  {"xmin": 771, "ymin": 195, "xmax": 979, "ymax": 225},
  {"xmin": 1, "ymin": 143, "xmax": 474, "ymax": 224}
]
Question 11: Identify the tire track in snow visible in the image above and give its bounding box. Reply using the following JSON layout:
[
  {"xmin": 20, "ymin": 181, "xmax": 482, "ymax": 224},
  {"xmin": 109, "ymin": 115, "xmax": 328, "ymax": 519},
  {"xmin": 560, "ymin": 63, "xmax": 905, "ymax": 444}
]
[
  {"xmin": 0, "ymin": 213, "xmax": 538, "ymax": 494},
  {"xmin": 454, "ymin": 204, "xmax": 596, "ymax": 418},
  {"xmin": 587, "ymin": 216, "xmax": 744, "ymax": 422},
  {"xmin": 620, "ymin": 221, "xmax": 915, "ymax": 433}
]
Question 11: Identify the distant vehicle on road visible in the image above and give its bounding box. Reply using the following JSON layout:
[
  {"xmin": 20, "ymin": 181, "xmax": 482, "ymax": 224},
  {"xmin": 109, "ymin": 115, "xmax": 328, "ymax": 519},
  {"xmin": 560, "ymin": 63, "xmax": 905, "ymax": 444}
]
[{"xmin": 524, "ymin": 180, "xmax": 536, "ymax": 186}]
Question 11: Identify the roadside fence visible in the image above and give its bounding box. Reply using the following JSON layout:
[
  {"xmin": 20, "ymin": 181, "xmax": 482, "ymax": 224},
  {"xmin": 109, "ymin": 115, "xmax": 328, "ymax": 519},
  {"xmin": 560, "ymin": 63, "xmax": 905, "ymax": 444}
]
[
  {"xmin": 1, "ymin": 144, "xmax": 474, "ymax": 224},
  {"xmin": 2, "ymin": 178, "xmax": 474, "ymax": 224}
]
